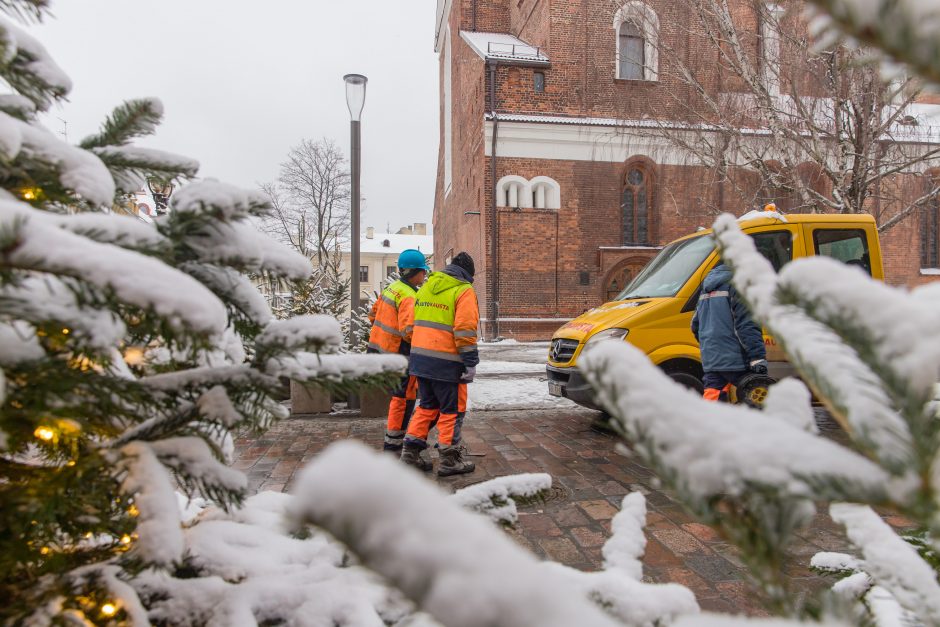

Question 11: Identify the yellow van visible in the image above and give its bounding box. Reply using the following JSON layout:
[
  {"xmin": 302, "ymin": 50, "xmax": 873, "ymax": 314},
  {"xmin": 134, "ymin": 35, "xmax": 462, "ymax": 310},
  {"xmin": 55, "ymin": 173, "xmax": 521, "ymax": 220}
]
[{"xmin": 546, "ymin": 211, "xmax": 883, "ymax": 409}]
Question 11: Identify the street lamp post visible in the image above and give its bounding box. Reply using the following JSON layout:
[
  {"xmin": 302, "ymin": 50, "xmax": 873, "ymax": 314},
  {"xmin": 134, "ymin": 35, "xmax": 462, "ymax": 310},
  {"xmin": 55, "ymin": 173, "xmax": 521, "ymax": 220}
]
[
  {"xmin": 344, "ymin": 73, "xmax": 367, "ymax": 344},
  {"xmin": 147, "ymin": 178, "xmax": 175, "ymax": 215}
]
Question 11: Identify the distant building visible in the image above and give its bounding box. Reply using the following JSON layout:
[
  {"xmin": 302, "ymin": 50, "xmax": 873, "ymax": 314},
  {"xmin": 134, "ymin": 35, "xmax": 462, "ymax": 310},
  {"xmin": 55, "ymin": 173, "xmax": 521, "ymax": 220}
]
[{"xmin": 340, "ymin": 223, "xmax": 433, "ymax": 305}]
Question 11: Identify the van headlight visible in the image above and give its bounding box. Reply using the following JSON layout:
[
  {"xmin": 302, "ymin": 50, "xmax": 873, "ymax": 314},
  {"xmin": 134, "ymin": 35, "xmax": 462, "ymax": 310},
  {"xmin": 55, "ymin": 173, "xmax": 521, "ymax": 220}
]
[{"xmin": 584, "ymin": 328, "xmax": 629, "ymax": 347}]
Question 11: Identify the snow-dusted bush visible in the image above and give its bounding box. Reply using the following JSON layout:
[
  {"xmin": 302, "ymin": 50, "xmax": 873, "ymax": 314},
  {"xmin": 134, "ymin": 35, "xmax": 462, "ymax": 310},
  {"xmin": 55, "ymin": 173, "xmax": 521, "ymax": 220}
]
[{"xmin": 580, "ymin": 214, "xmax": 940, "ymax": 624}]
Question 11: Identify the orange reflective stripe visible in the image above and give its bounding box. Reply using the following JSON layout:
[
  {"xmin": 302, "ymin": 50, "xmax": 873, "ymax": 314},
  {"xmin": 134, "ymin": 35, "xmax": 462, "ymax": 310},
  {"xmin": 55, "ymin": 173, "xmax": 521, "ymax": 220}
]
[
  {"xmin": 458, "ymin": 383, "xmax": 467, "ymax": 413},
  {"xmin": 398, "ymin": 295, "xmax": 415, "ymax": 344}
]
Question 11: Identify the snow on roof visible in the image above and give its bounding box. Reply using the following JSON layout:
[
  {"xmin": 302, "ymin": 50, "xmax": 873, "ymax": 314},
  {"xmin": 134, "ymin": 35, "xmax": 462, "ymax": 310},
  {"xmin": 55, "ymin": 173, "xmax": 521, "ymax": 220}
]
[
  {"xmin": 343, "ymin": 231, "xmax": 434, "ymax": 255},
  {"xmin": 460, "ymin": 31, "xmax": 549, "ymax": 65}
]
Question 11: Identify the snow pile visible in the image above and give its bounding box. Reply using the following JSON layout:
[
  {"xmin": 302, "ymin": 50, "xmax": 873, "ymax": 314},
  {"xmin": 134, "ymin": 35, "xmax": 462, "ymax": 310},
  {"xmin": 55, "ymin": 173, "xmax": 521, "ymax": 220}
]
[
  {"xmin": 468, "ymin": 377, "xmax": 578, "ymax": 411},
  {"xmin": 292, "ymin": 441, "xmax": 638, "ymax": 627},
  {"xmin": 450, "ymin": 473, "xmax": 552, "ymax": 524},
  {"xmin": 580, "ymin": 341, "xmax": 892, "ymax": 502}
]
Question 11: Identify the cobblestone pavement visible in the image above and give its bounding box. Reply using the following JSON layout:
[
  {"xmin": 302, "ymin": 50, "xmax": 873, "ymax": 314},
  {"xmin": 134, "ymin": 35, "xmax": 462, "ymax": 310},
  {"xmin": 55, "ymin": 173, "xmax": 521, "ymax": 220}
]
[{"xmin": 232, "ymin": 406, "xmax": 912, "ymax": 617}]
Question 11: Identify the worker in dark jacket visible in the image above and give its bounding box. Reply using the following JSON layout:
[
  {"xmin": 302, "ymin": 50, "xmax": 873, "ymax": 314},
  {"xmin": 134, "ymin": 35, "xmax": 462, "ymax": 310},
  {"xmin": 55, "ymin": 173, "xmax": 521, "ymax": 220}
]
[{"xmin": 691, "ymin": 263, "xmax": 767, "ymax": 402}]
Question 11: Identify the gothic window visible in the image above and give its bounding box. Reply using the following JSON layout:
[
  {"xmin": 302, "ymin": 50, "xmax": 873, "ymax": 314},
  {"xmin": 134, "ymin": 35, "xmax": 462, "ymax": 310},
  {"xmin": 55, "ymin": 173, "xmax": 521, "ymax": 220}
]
[
  {"xmin": 619, "ymin": 21, "xmax": 645, "ymax": 80},
  {"xmin": 613, "ymin": 2, "xmax": 659, "ymax": 81},
  {"xmin": 922, "ymin": 189, "xmax": 940, "ymax": 269},
  {"xmin": 622, "ymin": 167, "xmax": 650, "ymax": 245}
]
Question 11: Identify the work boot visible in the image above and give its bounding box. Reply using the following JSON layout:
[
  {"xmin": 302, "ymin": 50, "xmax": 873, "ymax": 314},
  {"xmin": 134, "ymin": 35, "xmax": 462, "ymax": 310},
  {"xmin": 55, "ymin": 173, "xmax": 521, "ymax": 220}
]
[
  {"xmin": 400, "ymin": 442, "xmax": 432, "ymax": 472},
  {"xmin": 383, "ymin": 431, "xmax": 404, "ymax": 454},
  {"xmin": 438, "ymin": 444, "xmax": 475, "ymax": 477}
]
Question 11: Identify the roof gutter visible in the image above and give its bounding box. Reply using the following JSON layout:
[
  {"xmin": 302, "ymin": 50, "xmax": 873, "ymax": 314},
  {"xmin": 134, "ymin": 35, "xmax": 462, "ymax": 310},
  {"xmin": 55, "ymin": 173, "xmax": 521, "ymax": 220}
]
[{"xmin": 488, "ymin": 60, "xmax": 500, "ymax": 340}]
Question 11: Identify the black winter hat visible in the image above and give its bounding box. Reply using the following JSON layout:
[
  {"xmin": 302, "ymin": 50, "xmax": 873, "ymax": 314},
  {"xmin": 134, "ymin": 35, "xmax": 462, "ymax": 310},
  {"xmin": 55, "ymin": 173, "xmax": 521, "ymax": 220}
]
[{"xmin": 451, "ymin": 252, "xmax": 475, "ymax": 277}]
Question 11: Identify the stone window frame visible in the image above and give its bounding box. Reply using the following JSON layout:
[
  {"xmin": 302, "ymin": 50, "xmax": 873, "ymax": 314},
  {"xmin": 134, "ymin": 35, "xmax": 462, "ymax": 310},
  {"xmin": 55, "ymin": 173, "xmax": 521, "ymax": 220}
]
[{"xmin": 613, "ymin": 2, "xmax": 660, "ymax": 82}]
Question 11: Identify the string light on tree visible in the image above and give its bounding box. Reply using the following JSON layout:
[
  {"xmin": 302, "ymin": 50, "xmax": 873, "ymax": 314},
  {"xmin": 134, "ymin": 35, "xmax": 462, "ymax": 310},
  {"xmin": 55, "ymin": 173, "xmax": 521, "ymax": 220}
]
[{"xmin": 34, "ymin": 426, "xmax": 55, "ymax": 442}]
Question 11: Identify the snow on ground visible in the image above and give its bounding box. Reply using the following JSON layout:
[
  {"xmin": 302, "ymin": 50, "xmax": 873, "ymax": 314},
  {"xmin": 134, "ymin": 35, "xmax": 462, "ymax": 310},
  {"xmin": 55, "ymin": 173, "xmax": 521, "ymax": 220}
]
[
  {"xmin": 468, "ymin": 377, "xmax": 578, "ymax": 411},
  {"xmin": 470, "ymin": 342, "xmax": 579, "ymax": 411}
]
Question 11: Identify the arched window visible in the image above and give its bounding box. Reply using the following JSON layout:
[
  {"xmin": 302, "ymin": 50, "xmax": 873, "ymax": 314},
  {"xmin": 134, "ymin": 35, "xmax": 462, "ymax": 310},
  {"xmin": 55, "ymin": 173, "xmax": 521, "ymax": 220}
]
[
  {"xmin": 619, "ymin": 21, "xmax": 644, "ymax": 80},
  {"xmin": 530, "ymin": 176, "xmax": 561, "ymax": 209},
  {"xmin": 613, "ymin": 2, "xmax": 659, "ymax": 81},
  {"xmin": 622, "ymin": 166, "xmax": 651, "ymax": 245},
  {"xmin": 496, "ymin": 175, "xmax": 533, "ymax": 208}
]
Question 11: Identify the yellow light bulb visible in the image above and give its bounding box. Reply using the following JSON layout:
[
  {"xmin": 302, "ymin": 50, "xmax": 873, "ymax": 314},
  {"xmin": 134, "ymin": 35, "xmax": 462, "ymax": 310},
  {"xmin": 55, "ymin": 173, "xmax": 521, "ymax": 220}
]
[
  {"xmin": 100, "ymin": 603, "xmax": 117, "ymax": 617},
  {"xmin": 123, "ymin": 346, "xmax": 145, "ymax": 366},
  {"xmin": 120, "ymin": 534, "xmax": 132, "ymax": 545},
  {"xmin": 34, "ymin": 426, "xmax": 55, "ymax": 441},
  {"xmin": 39, "ymin": 546, "xmax": 51, "ymax": 555},
  {"xmin": 66, "ymin": 460, "xmax": 76, "ymax": 467},
  {"xmin": 21, "ymin": 188, "xmax": 36, "ymax": 200},
  {"xmin": 61, "ymin": 328, "xmax": 70, "ymax": 335},
  {"xmin": 127, "ymin": 504, "xmax": 139, "ymax": 517}
]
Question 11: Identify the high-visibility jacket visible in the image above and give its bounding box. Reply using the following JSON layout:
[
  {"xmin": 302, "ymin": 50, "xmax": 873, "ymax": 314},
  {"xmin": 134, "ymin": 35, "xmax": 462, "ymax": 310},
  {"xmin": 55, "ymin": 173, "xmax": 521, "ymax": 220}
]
[
  {"xmin": 409, "ymin": 265, "xmax": 479, "ymax": 382},
  {"xmin": 367, "ymin": 279, "xmax": 417, "ymax": 355}
]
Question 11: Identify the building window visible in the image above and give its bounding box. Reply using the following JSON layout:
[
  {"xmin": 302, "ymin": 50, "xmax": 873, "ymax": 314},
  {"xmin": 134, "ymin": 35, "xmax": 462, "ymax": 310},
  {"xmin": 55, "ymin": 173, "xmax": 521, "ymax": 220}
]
[
  {"xmin": 613, "ymin": 2, "xmax": 660, "ymax": 81},
  {"xmin": 621, "ymin": 167, "xmax": 650, "ymax": 245},
  {"xmin": 534, "ymin": 71, "xmax": 545, "ymax": 93},
  {"xmin": 922, "ymin": 194, "xmax": 940, "ymax": 269},
  {"xmin": 497, "ymin": 175, "xmax": 561, "ymax": 209},
  {"xmin": 386, "ymin": 265, "xmax": 397, "ymax": 278},
  {"xmin": 618, "ymin": 21, "xmax": 645, "ymax": 80},
  {"xmin": 359, "ymin": 266, "xmax": 369, "ymax": 282},
  {"xmin": 530, "ymin": 176, "xmax": 561, "ymax": 209}
]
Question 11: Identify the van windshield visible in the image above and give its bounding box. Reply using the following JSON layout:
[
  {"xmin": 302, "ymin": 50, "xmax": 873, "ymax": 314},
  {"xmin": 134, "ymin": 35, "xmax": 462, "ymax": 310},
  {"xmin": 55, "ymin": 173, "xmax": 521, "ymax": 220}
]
[{"xmin": 616, "ymin": 234, "xmax": 715, "ymax": 300}]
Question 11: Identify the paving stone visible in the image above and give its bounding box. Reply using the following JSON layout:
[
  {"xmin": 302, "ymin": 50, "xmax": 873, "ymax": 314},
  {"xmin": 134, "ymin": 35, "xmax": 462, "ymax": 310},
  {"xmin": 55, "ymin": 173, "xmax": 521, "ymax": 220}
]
[
  {"xmin": 577, "ymin": 499, "xmax": 620, "ymax": 520},
  {"xmin": 569, "ymin": 526, "xmax": 607, "ymax": 548},
  {"xmin": 682, "ymin": 522, "xmax": 721, "ymax": 543},
  {"xmin": 537, "ymin": 537, "xmax": 586, "ymax": 564},
  {"xmin": 684, "ymin": 555, "xmax": 742, "ymax": 582},
  {"xmin": 651, "ymin": 529, "xmax": 708, "ymax": 555},
  {"xmin": 552, "ymin": 505, "xmax": 591, "ymax": 528}
]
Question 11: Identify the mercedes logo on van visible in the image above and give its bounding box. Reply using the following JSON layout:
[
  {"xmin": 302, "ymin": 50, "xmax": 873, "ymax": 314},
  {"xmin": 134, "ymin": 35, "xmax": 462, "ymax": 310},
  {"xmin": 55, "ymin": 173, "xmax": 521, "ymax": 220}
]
[{"xmin": 550, "ymin": 339, "xmax": 563, "ymax": 362}]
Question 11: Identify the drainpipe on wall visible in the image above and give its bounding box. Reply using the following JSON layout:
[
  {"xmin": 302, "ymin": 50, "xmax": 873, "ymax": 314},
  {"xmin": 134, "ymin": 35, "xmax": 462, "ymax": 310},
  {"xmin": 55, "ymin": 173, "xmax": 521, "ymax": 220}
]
[
  {"xmin": 472, "ymin": 0, "xmax": 477, "ymax": 31},
  {"xmin": 488, "ymin": 60, "xmax": 500, "ymax": 340}
]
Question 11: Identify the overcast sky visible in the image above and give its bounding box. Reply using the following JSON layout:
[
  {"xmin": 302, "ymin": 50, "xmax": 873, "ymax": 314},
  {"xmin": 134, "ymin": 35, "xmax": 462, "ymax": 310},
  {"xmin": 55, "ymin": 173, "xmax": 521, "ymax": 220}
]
[{"xmin": 33, "ymin": 0, "xmax": 440, "ymax": 233}]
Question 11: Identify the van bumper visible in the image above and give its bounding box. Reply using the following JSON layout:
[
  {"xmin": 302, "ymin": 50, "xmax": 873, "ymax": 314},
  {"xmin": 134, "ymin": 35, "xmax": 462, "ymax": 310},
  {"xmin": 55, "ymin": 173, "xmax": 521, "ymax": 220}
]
[{"xmin": 545, "ymin": 365, "xmax": 602, "ymax": 410}]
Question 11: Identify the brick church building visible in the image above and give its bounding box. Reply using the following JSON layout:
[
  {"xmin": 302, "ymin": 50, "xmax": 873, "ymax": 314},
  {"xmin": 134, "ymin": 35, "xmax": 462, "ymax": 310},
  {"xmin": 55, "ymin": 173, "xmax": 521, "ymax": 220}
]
[{"xmin": 431, "ymin": 0, "xmax": 940, "ymax": 340}]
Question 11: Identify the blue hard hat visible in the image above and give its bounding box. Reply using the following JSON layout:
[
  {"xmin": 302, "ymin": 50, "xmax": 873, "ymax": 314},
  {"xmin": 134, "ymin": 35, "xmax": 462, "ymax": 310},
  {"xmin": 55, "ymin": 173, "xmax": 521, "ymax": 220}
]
[{"xmin": 398, "ymin": 249, "xmax": 429, "ymax": 271}]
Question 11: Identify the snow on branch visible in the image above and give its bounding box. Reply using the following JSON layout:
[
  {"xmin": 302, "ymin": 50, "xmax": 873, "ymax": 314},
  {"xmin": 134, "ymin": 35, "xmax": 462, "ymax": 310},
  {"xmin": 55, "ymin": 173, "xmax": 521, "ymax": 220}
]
[
  {"xmin": 291, "ymin": 441, "xmax": 625, "ymax": 627},
  {"xmin": 602, "ymin": 492, "xmax": 646, "ymax": 578},
  {"xmin": 2, "ymin": 111, "xmax": 114, "ymax": 205},
  {"xmin": 92, "ymin": 145, "xmax": 199, "ymax": 194},
  {"xmin": 450, "ymin": 473, "xmax": 552, "ymax": 525},
  {"xmin": 195, "ymin": 386, "xmax": 243, "ymax": 428},
  {"xmin": 674, "ymin": 615, "xmax": 853, "ymax": 627},
  {"xmin": 0, "ymin": 275, "xmax": 126, "ymax": 349},
  {"xmin": 180, "ymin": 262, "xmax": 273, "ymax": 328},
  {"xmin": 1, "ymin": 200, "xmax": 228, "ymax": 336},
  {"xmin": 50, "ymin": 211, "xmax": 166, "ymax": 251},
  {"xmin": 117, "ymin": 441, "xmax": 184, "ymax": 567},
  {"xmin": 265, "ymin": 352, "xmax": 406, "ymax": 386},
  {"xmin": 150, "ymin": 437, "xmax": 247, "ymax": 503},
  {"xmin": 170, "ymin": 179, "xmax": 270, "ymax": 221},
  {"xmin": 712, "ymin": 214, "xmax": 914, "ymax": 471},
  {"xmin": 256, "ymin": 315, "xmax": 343, "ymax": 358},
  {"xmin": 830, "ymin": 503, "xmax": 940, "ymax": 623},
  {"xmin": 777, "ymin": 256, "xmax": 940, "ymax": 401},
  {"xmin": 180, "ymin": 218, "xmax": 312, "ymax": 281},
  {"xmin": 805, "ymin": 0, "xmax": 940, "ymax": 87},
  {"xmin": 0, "ymin": 320, "xmax": 43, "ymax": 365},
  {"xmin": 579, "ymin": 341, "xmax": 892, "ymax": 502},
  {"xmin": 0, "ymin": 15, "xmax": 71, "ymax": 111}
]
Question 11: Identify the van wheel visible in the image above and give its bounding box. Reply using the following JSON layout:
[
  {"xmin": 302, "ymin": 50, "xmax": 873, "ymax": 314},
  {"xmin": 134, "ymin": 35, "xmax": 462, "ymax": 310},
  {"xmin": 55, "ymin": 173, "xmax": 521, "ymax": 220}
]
[{"xmin": 663, "ymin": 368, "xmax": 704, "ymax": 395}]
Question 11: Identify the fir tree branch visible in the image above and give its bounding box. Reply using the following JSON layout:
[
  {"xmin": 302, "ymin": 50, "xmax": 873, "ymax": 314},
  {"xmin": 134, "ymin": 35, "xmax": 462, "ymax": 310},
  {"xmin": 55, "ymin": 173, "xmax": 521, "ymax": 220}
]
[{"xmin": 79, "ymin": 98, "xmax": 164, "ymax": 150}]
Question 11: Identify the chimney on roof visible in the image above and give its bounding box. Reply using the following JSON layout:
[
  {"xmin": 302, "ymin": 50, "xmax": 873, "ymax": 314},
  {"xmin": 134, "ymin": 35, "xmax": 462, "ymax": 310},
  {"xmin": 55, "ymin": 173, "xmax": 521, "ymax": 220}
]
[
  {"xmin": 366, "ymin": 227, "xmax": 374, "ymax": 239},
  {"xmin": 396, "ymin": 225, "xmax": 412, "ymax": 235},
  {"xmin": 413, "ymin": 223, "xmax": 427, "ymax": 235}
]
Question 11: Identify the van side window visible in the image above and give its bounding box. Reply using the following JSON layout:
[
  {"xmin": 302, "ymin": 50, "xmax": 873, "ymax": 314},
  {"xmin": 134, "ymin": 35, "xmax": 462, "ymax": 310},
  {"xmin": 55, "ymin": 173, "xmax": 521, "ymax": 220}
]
[
  {"xmin": 814, "ymin": 229, "xmax": 871, "ymax": 276},
  {"xmin": 750, "ymin": 231, "xmax": 793, "ymax": 272}
]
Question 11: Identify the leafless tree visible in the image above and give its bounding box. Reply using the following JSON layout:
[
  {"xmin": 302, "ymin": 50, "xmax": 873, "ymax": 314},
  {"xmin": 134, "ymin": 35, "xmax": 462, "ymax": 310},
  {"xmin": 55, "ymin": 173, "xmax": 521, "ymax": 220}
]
[
  {"xmin": 611, "ymin": 0, "xmax": 939, "ymax": 230},
  {"xmin": 260, "ymin": 137, "xmax": 351, "ymax": 271}
]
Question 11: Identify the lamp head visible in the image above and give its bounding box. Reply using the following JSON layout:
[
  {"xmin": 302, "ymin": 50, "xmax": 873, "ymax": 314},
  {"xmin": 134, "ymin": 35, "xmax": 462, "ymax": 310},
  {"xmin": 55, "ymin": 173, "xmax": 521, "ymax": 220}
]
[{"xmin": 343, "ymin": 73, "xmax": 368, "ymax": 121}]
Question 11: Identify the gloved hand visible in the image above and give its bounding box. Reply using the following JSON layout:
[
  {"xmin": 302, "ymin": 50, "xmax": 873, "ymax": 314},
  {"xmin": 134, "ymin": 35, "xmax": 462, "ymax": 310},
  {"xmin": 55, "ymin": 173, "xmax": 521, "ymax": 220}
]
[
  {"xmin": 460, "ymin": 366, "xmax": 476, "ymax": 383},
  {"xmin": 749, "ymin": 359, "xmax": 768, "ymax": 375}
]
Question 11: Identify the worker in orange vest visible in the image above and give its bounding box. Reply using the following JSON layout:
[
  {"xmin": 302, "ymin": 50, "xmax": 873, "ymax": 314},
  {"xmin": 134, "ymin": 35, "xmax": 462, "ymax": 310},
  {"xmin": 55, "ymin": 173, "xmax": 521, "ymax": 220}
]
[
  {"xmin": 367, "ymin": 249, "xmax": 429, "ymax": 459},
  {"xmin": 401, "ymin": 252, "xmax": 479, "ymax": 476}
]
